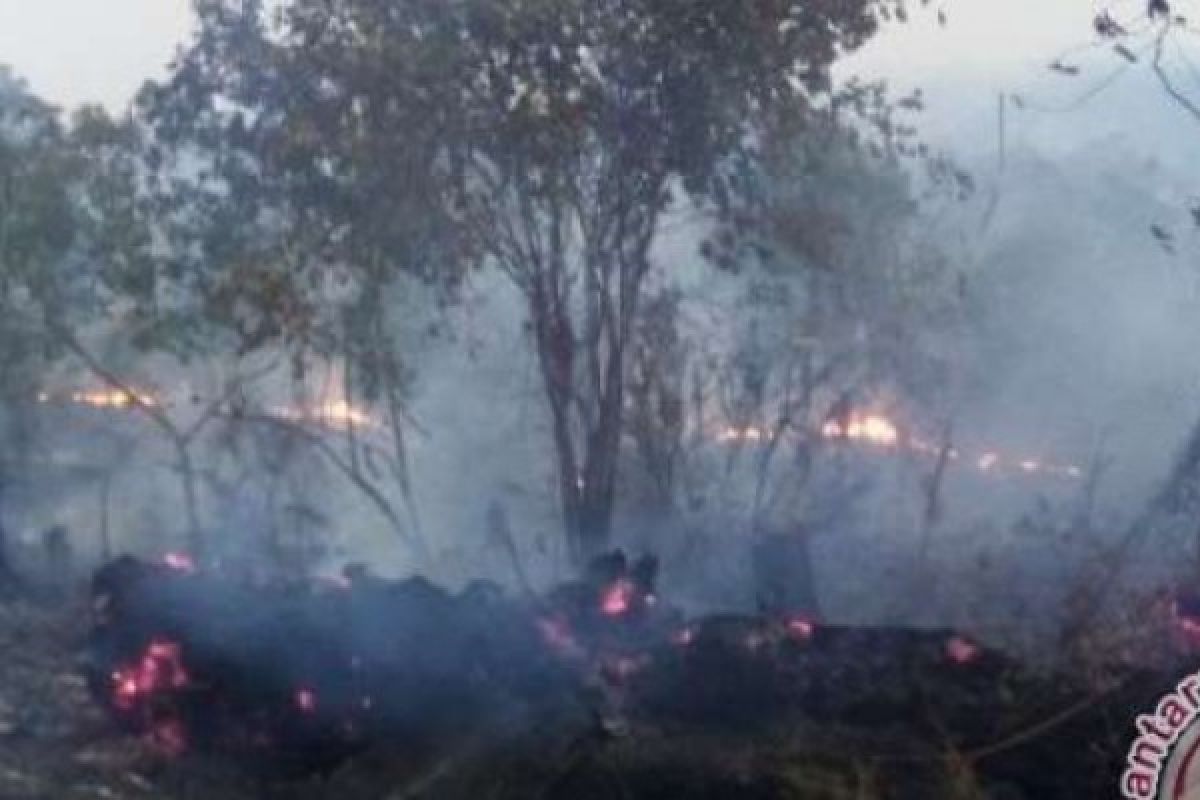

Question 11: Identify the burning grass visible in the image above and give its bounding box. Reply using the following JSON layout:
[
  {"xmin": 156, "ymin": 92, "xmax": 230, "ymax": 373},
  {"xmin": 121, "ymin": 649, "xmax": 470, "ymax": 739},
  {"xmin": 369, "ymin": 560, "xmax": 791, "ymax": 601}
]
[
  {"xmin": 0, "ymin": 548, "xmax": 1190, "ymax": 799},
  {"xmin": 60, "ymin": 552, "xmax": 1185, "ymax": 798}
]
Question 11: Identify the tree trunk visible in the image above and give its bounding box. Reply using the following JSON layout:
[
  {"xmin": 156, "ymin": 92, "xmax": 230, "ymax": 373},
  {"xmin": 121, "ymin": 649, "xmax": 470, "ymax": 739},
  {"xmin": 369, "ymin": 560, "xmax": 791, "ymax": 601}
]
[
  {"xmin": 99, "ymin": 473, "xmax": 113, "ymax": 562},
  {"xmin": 547, "ymin": 395, "xmax": 623, "ymax": 566},
  {"xmin": 0, "ymin": 476, "xmax": 19, "ymax": 595},
  {"xmin": 547, "ymin": 351, "xmax": 625, "ymax": 567},
  {"xmin": 174, "ymin": 441, "xmax": 204, "ymax": 559}
]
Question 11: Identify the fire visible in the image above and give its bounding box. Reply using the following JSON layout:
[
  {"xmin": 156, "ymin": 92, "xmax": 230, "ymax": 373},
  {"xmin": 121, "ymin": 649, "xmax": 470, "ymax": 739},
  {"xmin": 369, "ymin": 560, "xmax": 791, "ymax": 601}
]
[
  {"xmin": 270, "ymin": 399, "xmax": 380, "ymax": 431},
  {"xmin": 822, "ymin": 413, "xmax": 900, "ymax": 446},
  {"xmin": 716, "ymin": 408, "xmax": 1085, "ymax": 483},
  {"xmin": 111, "ymin": 639, "xmax": 189, "ymax": 713},
  {"xmin": 73, "ymin": 389, "xmax": 159, "ymax": 408},
  {"xmin": 600, "ymin": 579, "xmax": 636, "ymax": 616},
  {"xmin": 717, "ymin": 425, "xmax": 765, "ymax": 444},
  {"xmin": 162, "ymin": 552, "xmax": 196, "ymax": 573},
  {"xmin": 38, "ymin": 387, "xmax": 160, "ymax": 409},
  {"xmin": 41, "ymin": 384, "xmax": 381, "ymax": 436},
  {"xmin": 309, "ymin": 400, "xmax": 377, "ymax": 430},
  {"xmin": 294, "ymin": 687, "xmax": 318, "ymax": 714},
  {"xmin": 671, "ymin": 627, "xmax": 695, "ymax": 648},
  {"xmin": 945, "ymin": 635, "xmax": 981, "ymax": 666},
  {"xmin": 785, "ymin": 616, "xmax": 816, "ymax": 641}
]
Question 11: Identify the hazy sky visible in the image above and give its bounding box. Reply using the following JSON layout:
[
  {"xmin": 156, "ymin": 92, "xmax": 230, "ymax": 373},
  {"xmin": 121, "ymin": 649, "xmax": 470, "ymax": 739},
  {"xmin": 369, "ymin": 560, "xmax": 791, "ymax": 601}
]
[
  {"xmin": 0, "ymin": 0, "xmax": 1195, "ymax": 167},
  {"xmin": 0, "ymin": 2, "xmax": 1141, "ymax": 108},
  {"xmin": 0, "ymin": 0, "xmax": 191, "ymax": 111}
]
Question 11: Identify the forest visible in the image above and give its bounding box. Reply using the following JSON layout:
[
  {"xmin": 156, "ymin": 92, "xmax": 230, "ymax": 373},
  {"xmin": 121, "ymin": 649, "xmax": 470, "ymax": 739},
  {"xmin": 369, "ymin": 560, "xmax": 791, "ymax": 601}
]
[{"xmin": 2, "ymin": 1, "xmax": 1200, "ymax": 798}]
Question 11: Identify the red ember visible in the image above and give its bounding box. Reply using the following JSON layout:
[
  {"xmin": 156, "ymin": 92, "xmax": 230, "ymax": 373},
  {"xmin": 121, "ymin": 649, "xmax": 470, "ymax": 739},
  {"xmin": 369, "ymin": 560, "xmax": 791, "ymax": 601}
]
[
  {"xmin": 111, "ymin": 639, "xmax": 189, "ymax": 712},
  {"xmin": 671, "ymin": 627, "xmax": 695, "ymax": 648},
  {"xmin": 294, "ymin": 688, "xmax": 318, "ymax": 714},
  {"xmin": 600, "ymin": 579, "xmax": 636, "ymax": 616},
  {"xmin": 162, "ymin": 552, "xmax": 196, "ymax": 573},
  {"xmin": 785, "ymin": 616, "xmax": 816, "ymax": 641},
  {"xmin": 945, "ymin": 636, "xmax": 981, "ymax": 665}
]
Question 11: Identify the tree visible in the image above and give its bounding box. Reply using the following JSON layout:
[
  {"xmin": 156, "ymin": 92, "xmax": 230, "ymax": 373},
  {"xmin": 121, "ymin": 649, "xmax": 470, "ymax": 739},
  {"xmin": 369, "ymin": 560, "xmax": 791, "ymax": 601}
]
[
  {"xmin": 442, "ymin": 0, "xmax": 904, "ymax": 564},
  {"xmin": 0, "ymin": 67, "xmax": 77, "ymax": 585},
  {"xmin": 140, "ymin": 0, "xmax": 909, "ymax": 566},
  {"xmin": 134, "ymin": 0, "xmax": 478, "ymax": 564},
  {"xmin": 0, "ymin": 69, "xmax": 289, "ymax": 565},
  {"xmin": 620, "ymin": 104, "xmax": 961, "ymax": 610}
]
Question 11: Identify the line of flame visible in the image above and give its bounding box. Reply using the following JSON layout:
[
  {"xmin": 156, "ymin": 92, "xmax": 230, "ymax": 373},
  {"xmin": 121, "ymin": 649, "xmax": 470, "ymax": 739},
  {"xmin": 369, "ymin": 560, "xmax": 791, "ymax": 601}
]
[{"xmin": 718, "ymin": 413, "xmax": 1084, "ymax": 481}]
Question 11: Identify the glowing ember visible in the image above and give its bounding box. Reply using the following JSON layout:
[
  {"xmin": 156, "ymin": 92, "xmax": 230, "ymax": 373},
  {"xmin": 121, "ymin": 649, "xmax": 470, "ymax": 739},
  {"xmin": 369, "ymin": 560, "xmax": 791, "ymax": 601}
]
[
  {"xmin": 671, "ymin": 627, "xmax": 695, "ymax": 648},
  {"xmin": 111, "ymin": 639, "xmax": 189, "ymax": 712},
  {"xmin": 1178, "ymin": 615, "xmax": 1200, "ymax": 638},
  {"xmin": 162, "ymin": 552, "xmax": 196, "ymax": 573},
  {"xmin": 600, "ymin": 579, "xmax": 636, "ymax": 616},
  {"xmin": 785, "ymin": 616, "xmax": 816, "ymax": 641},
  {"xmin": 538, "ymin": 616, "xmax": 584, "ymax": 659},
  {"xmin": 945, "ymin": 636, "xmax": 981, "ymax": 666},
  {"xmin": 294, "ymin": 687, "xmax": 318, "ymax": 714},
  {"xmin": 717, "ymin": 426, "xmax": 765, "ymax": 443}
]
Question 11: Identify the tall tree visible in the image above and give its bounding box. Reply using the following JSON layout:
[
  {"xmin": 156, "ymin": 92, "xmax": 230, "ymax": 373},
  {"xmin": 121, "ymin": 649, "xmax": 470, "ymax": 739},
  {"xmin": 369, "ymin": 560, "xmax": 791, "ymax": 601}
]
[
  {"xmin": 143, "ymin": 0, "xmax": 905, "ymax": 565},
  {"xmin": 0, "ymin": 67, "xmax": 77, "ymax": 584},
  {"xmin": 444, "ymin": 0, "xmax": 904, "ymax": 563}
]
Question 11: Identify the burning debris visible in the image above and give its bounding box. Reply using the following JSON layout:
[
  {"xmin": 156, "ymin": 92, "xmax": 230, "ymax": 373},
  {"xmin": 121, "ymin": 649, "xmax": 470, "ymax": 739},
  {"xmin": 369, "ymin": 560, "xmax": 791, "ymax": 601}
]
[
  {"xmin": 79, "ymin": 551, "xmax": 1135, "ymax": 799},
  {"xmin": 85, "ymin": 556, "xmax": 576, "ymax": 764}
]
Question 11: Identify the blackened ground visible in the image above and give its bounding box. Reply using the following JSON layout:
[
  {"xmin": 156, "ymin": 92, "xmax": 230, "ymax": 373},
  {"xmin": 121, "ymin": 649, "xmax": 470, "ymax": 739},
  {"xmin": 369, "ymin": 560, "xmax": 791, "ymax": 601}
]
[
  {"xmin": 0, "ymin": 573, "xmax": 1180, "ymax": 800},
  {"xmin": 0, "ymin": 597, "xmax": 262, "ymax": 800}
]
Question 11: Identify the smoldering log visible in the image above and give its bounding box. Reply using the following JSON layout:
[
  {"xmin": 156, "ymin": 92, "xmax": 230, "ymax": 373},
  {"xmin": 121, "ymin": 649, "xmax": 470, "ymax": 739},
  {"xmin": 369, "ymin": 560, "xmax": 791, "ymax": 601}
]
[
  {"xmin": 84, "ymin": 556, "xmax": 578, "ymax": 762},
  {"xmin": 82, "ymin": 553, "xmax": 1119, "ymax": 796}
]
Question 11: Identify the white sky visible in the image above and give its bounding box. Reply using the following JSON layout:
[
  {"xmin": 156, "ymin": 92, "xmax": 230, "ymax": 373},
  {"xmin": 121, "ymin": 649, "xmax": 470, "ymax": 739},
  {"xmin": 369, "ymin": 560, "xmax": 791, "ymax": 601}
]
[{"xmin": 0, "ymin": 0, "xmax": 192, "ymax": 111}]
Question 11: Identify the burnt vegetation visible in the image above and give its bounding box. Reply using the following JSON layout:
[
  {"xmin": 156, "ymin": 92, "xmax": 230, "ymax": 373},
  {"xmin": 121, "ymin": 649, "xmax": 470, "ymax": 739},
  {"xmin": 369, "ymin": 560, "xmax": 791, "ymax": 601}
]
[{"xmin": 4, "ymin": 1, "xmax": 1200, "ymax": 799}]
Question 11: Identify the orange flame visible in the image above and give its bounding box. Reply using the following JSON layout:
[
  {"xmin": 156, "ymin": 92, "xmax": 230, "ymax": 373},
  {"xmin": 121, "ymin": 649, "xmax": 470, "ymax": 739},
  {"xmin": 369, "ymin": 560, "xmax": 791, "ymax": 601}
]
[
  {"xmin": 822, "ymin": 413, "xmax": 900, "ymax": 446},
  {"xmin": 717, "ymin": 409, "xmax": 1084, "ymax": 482}
]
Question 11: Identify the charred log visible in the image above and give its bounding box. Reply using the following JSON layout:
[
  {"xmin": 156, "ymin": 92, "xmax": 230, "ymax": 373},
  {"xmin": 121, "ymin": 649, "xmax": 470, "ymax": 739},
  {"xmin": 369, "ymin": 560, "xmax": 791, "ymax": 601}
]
[{"xmin": 81, "ymin": 553, "xmax": 1140, "ymax": 797}]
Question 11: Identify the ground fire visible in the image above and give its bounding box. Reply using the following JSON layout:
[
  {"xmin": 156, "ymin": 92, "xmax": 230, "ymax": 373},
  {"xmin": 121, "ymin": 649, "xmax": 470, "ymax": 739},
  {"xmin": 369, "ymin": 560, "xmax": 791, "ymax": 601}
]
[
  {"xmin": 77, "ymin": 552, "xmax": 1163, "ymax": 797},
  {"xmin": 54, "ymin": 382, "xmax": 1085, "ymax": 486},
  {"xmin": 719, "ymin": 408, "xmax": 1085, "ymax": 481}
]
